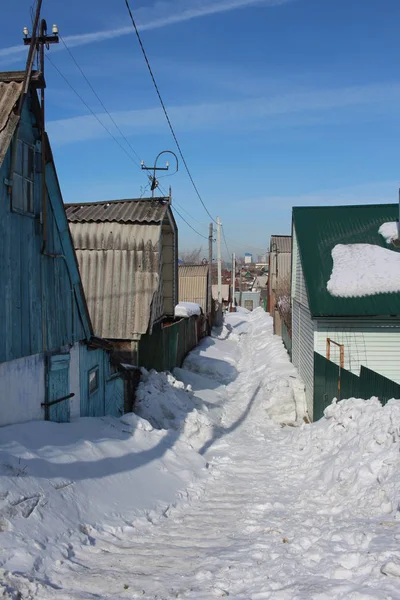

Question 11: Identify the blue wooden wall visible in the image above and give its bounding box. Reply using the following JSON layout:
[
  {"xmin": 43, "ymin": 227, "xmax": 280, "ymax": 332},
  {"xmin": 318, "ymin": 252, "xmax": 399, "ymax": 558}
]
[
  {"xmin": 0, "ymin": 92, "xmax": 90, "ymax": 364},
  {"xmin": 80, "ymin": 344, "xmax": 124, "ymax": 418}
]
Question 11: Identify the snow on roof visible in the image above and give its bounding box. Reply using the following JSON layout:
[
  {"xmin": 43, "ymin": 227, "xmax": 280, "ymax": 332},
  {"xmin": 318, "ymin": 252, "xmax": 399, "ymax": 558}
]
[
  {"xmin": 175, "ymin": 302, "xmax": 202, "ymax": 318},
  {"xmin": 379, "ymin": 221, "xmax": 399, "ymax": 244},
  {"xmin": 327, "ymin": 243, "xmax": 400, "ymax": 298}
]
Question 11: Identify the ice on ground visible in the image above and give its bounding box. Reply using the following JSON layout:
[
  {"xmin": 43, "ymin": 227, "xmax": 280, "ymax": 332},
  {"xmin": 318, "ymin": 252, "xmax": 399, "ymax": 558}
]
[
  {"xmin": 327, "ymin": 243, "xmax": 400, "ymax": 297},
  {"xmin": 174, "ymin": 302, "xmax": 202, "ymax": 317},
  {"xmin": 379, "ymin": 221, "xmax": 399, "ymax": 244}
]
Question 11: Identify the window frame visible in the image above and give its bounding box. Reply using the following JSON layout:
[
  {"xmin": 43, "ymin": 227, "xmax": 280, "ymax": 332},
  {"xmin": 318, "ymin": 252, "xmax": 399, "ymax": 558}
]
[
  {"xmin": 88, "ymin": 366, "xmax": 99, "ymax": 395},
  {"xmin": 11, "ymin": 139, "xmax": 35, "ymax": 215}
]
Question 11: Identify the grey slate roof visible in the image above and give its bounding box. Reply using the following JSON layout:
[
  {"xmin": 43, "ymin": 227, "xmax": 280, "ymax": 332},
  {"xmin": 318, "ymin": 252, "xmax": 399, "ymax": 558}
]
[
  {"xmin": 270, "ymin": 235, "xmax": 292, "ymax": 253},
  {"xmin": 65, "ymin": 198, "xmax": 170, "ymax": 224}
]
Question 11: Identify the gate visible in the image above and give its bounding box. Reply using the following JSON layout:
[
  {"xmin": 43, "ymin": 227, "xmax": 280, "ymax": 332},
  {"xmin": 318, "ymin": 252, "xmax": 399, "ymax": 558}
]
[{"xmin": 45, "ymin": 353, "xmax": 71, "ymax": 422}]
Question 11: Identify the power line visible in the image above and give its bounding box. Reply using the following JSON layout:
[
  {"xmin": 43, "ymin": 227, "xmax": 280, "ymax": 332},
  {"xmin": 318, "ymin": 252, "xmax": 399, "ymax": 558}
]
[
  {"xmin": 172, "ymin": 206, "xmax": 209, "ymax": 240},
  {"xmin": 59, "ymin": 35, "xmax": 146, "ymax": 169},
  {"xmin": 221, "ymin": 225, "xmax": 232, "ymax": 259},
  {"xmin": 46, "ymin": 38, "xmax": 215, "ymax": 243},
  {"xmin": 46, "ymin": 54, "xmax": 150, "ymax": 178},
  {"xmin": 174, "ymin": 201, "xmax": 208, "ymax": 227},
  {"xmin": 123, "ymin": 0, "xmax": 217, "ymax": 225}
]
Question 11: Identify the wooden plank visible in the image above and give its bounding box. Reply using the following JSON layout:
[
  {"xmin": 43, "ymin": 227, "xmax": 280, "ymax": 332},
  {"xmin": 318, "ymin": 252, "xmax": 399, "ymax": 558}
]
[
  {"xmin": 47, "ymin": 352, "xmax": 71, "ymax": 423},
  {"xmin": 46, "ymin": 161, "xmax": 91, "ymax": 340}
]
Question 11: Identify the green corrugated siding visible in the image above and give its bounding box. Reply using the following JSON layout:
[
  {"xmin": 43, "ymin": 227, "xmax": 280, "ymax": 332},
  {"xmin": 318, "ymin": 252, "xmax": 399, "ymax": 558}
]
[{"xmin": 293, "ymin": 204, "xmax": 400, "ymax": 318}]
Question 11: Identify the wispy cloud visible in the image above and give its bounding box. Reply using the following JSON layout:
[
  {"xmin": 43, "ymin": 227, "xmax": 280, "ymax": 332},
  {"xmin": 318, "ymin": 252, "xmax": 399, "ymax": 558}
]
[
  {"xmin": 0, "ymin": 0, "xmax": 292, "ymax": 62},
  {"xmin": 266, "ymin": 180, "xmax": 400, "ymax": 209},
  {"xmin": 47, "ymin": 81, "xmax": 400, "ymax": 145}
]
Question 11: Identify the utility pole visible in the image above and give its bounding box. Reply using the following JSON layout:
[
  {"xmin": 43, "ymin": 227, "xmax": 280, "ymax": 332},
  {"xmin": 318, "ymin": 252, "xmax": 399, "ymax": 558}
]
[
  {"xmin": 208, "ymin": 222, "xmax": 213, "ymax": 317},
  {"xmin": 216, "ymin": 216, "xmax": 222, "ymax": 305},
  {"xmin": 21, "ymin": 8, "xmax": 59, "ymax": 254},
  {"xmin": 141, "ymin": 150, "xmax": 178, "ymax": 197},
  {"xmin": 231, "ymin": 252, "xmax": 236, "ymax": 310}
]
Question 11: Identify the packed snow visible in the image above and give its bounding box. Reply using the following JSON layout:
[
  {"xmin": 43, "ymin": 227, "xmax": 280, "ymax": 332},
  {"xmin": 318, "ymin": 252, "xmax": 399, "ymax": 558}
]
[
  {"xmin": 1, "ymin": 308, "xmax": 400, "ymax": 599},
  {"xmin": 327, "ymin": 243, "xmax": 400, "ymax": 297},
  {"xmin": 175, "ymin": 302, "xmax": 202, "ymax": 318},
  {"xmin": 379, "ymin": 221, "xmax": 399, "ymax": 244}
]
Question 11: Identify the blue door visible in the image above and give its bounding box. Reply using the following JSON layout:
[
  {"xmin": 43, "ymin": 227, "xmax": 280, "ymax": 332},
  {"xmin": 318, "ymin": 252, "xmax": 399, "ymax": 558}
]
[
  {"xmin": 46, "ymin": 354, "xmax": 71, "ymax": 423},
  {"xmin": 80, "ymin": 347, "xmax": 105, "ymax": 417}
]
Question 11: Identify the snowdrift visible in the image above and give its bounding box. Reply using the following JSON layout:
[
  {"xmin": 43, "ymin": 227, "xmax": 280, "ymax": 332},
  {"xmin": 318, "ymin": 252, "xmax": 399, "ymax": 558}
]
[
  {"xmin": 295, "ymin": 396, "xmax": 400, "ymax": 518},
  {"xmin": 1, "ymin": 306, "xmax": 400, "ymax": 599}
]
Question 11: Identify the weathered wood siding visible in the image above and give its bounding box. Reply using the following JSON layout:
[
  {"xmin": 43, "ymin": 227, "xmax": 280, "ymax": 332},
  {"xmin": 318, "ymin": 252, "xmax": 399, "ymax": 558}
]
[{"xmin": 0, "ymin": 94, "xmax": 87, "ymax": 364}]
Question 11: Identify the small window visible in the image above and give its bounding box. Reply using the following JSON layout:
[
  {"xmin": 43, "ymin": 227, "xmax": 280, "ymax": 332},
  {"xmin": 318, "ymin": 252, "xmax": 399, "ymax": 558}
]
[
  {"xmin": 244, "ymin": 300, "xmax": 253, "ymax": 311},
  {"xmin": 12, "ymin": 140, "xmax": 34, "ymax": 214},
  {"xmin": 89, "ymin": 367, "xmax": 99, "ymax": 394}
]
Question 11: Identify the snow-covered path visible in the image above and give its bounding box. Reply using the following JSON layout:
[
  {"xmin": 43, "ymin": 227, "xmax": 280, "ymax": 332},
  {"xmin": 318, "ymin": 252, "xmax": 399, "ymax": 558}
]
[{"xmin": 2, "ymin": 309, "xmax": 400, "ymax": 599}]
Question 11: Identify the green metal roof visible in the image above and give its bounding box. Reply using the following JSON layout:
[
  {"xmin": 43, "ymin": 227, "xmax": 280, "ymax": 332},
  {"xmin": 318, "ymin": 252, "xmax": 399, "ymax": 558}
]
[{"xmin": 293, "ymin": 203, "xmax": 400, "ymax": 318}]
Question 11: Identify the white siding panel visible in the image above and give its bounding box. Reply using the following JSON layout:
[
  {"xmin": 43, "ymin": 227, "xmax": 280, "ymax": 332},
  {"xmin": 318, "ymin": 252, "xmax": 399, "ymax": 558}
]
[
  {"xmin": 292, "ymin": 299, "xmax": 315, "ymax": 419},
  {"xmin": 292, "ymin": 227, "xmax": 309, "ymax": 309},
  {"xmin": 291, "ymin": 229, "xmax": 298, "ymax": 300},
  {"xmin": 315, "ymin": 320, "xmax": 400, "ymax": 384}
]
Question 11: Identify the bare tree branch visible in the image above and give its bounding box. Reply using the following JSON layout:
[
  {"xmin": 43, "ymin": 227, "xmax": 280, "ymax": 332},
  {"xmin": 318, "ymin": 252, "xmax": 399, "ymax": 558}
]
[{"xmin": 179, "ymin": 247, "xmax": 204, "ymax": 264}]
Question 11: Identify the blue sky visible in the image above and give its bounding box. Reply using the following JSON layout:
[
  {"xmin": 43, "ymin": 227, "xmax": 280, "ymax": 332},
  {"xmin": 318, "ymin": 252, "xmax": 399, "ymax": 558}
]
[{"xmin": 2, "ymin": 0, "xmax": 400, "ymax": 258}]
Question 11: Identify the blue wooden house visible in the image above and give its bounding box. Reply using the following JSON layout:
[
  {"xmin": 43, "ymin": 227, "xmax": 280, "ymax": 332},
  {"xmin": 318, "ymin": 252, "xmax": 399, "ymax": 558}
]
[{"xmin": 0, "ymin": 70, "xmax": 124, "ymax": 426}]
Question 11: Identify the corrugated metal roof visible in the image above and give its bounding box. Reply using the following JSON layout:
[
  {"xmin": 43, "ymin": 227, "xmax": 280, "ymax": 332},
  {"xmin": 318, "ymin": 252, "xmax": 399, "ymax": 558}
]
[
  {"xmin": 66, "ymin": 198, "xmax": 170, "ymax": 224},
  {"xmin": 0, "ymin": 80, "xmax": 22, "ymax": 167},
  {"xmin": 293, "ymin": 203, "xmax": 400, "ymax": 318},
  {"xmin": 69, "ymin": 221, "xmax": 162, "ymax": 339},
  {"xmin": 178, "ymin": 264, "xmax": 208, "ymax": 312},
  {"xmin": 270, "ymin": 235, "xmax": 292, "ymax": 253}
]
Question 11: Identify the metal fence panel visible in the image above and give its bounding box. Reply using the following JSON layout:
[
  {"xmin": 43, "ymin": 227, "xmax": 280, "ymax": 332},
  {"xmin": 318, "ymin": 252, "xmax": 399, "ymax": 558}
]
[
  {"xmin": 313, "ymin": 352, "xmax": 341, "ymax": 420},
  {"xmin": 139, "ymin": 316, "xmax": 201, "ymax": 373},
  {"xmin": 313, "ymin": 352, "xmax": 400, "ymax": 421},
  {"xmin": 281, "ymin": 320, "xmax": 292, "ymax": 357},
  {"xmin": 360, "ymin": 366, "xmax": 400, "ymax": 405}
]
